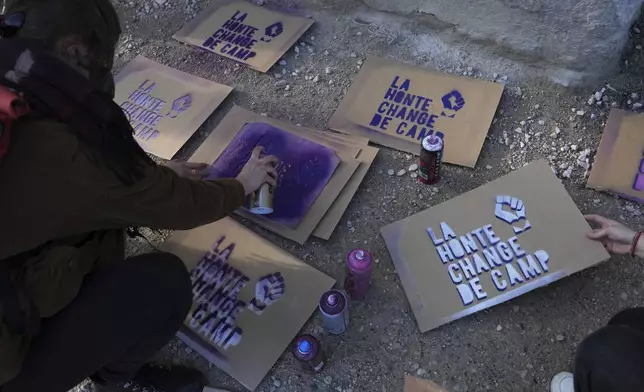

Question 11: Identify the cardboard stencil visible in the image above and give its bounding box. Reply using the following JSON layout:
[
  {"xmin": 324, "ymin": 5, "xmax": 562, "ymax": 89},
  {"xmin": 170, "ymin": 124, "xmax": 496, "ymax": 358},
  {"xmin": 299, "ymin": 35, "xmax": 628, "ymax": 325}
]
[
  {"xmin": 160, "ymin": 217, "xmax": 334, "ymax": 391},
  {"xmin": 313, "ymin": 145, "xmax": 379, "ymax": 240},
  {"xmin": 587, "ymin": 109, "xmax": 644, "ymax": 204},
  {"xmin": 190, "ymin": 106, "xmax": 360, "ymax": 244},
  {"xmin": 209, "ymin": 122, "xmax": 341, "ymax": 228},
  {"xmin": 405, "ymin": 376, "xmax": 451, "ymax": 392},
  {"xmin": 173, "ymin": 0, "xmax": 314, "ymax": 72},
  {"xmin": 114, "ymin": 56, "xmax": 232, "ymax": 159},
  {"xmin": 329, "ymin": 56, "xmax": 504, "ymax": 167},
  {"xmin": 381, "ymin": 160, "xmax": 609, "ymax": 333}
]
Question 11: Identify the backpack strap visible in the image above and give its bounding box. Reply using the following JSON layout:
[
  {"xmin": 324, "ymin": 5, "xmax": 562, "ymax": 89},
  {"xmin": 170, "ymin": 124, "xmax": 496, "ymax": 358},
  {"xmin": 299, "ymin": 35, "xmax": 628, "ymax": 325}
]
[{"xmin": 0, "ymin": 85, "xmax": 30, "ymax": 159}]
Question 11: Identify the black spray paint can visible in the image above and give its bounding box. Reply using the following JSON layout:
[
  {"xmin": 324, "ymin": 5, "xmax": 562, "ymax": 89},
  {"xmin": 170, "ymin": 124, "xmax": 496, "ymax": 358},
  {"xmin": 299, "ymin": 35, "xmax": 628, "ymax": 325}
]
[
  {"xmin": 292, "ymin": 335, "xmax": 326, "ymax": 373},
  {"xmin": 418, "ymin": 135, "xmax": 444, "ymax": 185},
  {"xmin": 319, "ymin": 290, "xmax": 349, "ymax": 335}
]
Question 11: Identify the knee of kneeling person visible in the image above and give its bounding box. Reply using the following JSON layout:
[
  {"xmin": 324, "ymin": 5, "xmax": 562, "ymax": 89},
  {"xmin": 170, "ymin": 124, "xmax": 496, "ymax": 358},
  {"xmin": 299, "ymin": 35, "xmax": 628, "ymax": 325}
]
[
  {"xmin": 147, "ymin": 252, "xmax": 194, "ymax": 313},
  {"xmin": 576, "ymin": 325, "xmax": 641, "ymax": 366}
]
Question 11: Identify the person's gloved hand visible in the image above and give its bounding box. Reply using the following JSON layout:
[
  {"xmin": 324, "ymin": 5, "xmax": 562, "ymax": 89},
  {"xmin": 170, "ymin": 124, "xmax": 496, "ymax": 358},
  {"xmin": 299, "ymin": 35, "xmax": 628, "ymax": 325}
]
[
  {"xmin": 236, "ymin": 146, "xmax": 278, "ymax": 195},
  {"xmin": 164, "ymin": 161, "xmax": 211, "ymax": 180},
  {"xmin": 585, "ymin": 214, "xmax": 639, "ymax": 255}
]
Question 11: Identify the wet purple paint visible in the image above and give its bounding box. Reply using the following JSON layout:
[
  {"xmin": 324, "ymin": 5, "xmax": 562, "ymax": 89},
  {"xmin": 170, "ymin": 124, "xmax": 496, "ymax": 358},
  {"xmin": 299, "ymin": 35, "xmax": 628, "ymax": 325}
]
[{"xmin": 208, "ymin": 122, "xmax": 340, "ymax": 228}]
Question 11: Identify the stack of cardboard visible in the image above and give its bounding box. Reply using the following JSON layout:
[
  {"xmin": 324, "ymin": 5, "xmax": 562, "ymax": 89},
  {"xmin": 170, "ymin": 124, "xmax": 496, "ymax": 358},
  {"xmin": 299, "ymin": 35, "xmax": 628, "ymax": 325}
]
[{"xmin": 190, "ymin": 106, "xmax": 379, "ymax": 244}]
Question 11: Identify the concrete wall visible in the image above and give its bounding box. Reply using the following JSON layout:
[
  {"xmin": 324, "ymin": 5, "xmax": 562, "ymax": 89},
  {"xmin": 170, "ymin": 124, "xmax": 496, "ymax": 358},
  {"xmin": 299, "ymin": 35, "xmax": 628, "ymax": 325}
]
[{"xmin": 361, "ymin": 0, "xmax": 644, "ymax": 84}]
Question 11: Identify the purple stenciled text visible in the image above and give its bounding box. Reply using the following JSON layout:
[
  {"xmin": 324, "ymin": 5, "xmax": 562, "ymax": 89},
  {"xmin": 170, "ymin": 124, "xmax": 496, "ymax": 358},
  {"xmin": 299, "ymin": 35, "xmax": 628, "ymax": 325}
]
[
  {"xmin": 120, "ymin": 80, "xmax": 192, "ymax": 142},
  {"xmin": 633, "ymin": 151, "xmax": 644, "ymax": 191},
  {"xmin": 188, "ymin": 236, "xmax": 286, "ymax": 350}
]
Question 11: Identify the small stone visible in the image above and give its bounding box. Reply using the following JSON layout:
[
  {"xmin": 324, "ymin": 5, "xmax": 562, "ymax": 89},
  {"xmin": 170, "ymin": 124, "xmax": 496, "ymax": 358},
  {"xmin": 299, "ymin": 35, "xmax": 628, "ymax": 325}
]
[
  {"xmin": 294, "ymin": 46, "xmax": 300, "ymax": 54},
  {"xmin": 357, "ymin": 59, "xmax": 364, "ymax": 66},
  {"xmin": 416, "ymin": 368, "xmax": 427, "ymax": 376},
  {"xmin": 515, "ymin": 87, "xmax": 522, "ymax": 97},
  {"xmin": 279, "ymin": 60, "xmax": 287, "ymax": 66},
  {"xmin": 587, "ymin": 96, "xmax": 596, "ymax": 106},
  {"xmin": 285, "ymin": 85, "xmax": 291, "ymax": 91},
  {"xmin": 538, "ymin": 120, "xmax": 545, "ymax": 125},
  {"xmin": 350, "ymin": 53, "xmax": 357, "ymax": 58},
  {"xmin": 556, "ymin": 334, "xmax": 565, "ymax": 342},
  {"xmin": 496, "ymin": 325, "xmax": 503, "ymax": 331},
  {"xmin": 324, "ymin": 376, "xmax": 333, "ymax": 385},
  {"xmin": 520, "ymin": 120, "xmax": 526, "ymax": 126},
  {"xmin": 185, "ymin": 346, "xmax": 194, "ymax": 354},
  {"xmin": 500, "ymin": 75, "xmax": 508, "ymax": 81},
  {"xmin": 576, "ymin": 110, "xmax": 585, "ymax": 116},
  {"xmin": 411, "ymin": 363, "xmax": 420, "ymax": 371},
  {"xmin": 275, "ymin": 80, "xmax": 288, "ymax": 87},
  {"xmin": 514, "ymin": 127, "xmax": 523, "ymax": 133},
  {"xmin": 632, "ymin": 93, "xmax": 641, "ymax": 100},
  {"xmin": 356, "ymin": 31, "xmax": 363, "ymax": 36},
  {"xmin": 387, "ymin": 169, "xmax": 395, "ymax": 176},
  {"xmin": 324, "ymin": 50, "xmax": 330, "ymax": 56},
  {"xmin": 312, "ymin": 75, "xmax": 319, "ymax": 83},
  {"xmin": 375, "ymin": 258, "xmax": 380, "ymax": 263},
  {"xmin": 486, "ymin": 165, "xmax": 493, "ymax": 170},
  {"xmin": 594, "ymin": 91, "xmax": 603, "ymax": 101},
  {"xmin": 562, "ymin": 166, "xmax": 573, "ymax": 178},
  {"xmin": 634, "ymin": 103, "xmax": 643, "ymax": 109},
  {"xmin": 325, "ymin": 67, "xmax": 332, "ymax": 75},
  {"xmin": 274, "ymin": 379, "xmax": 282, "ymax": 387},
  {"xmin": 621, "ymin": 292, "xmax": 629, "ymax": 300},
  {"xmin": 409, "ymin": 164, "xmax": 419, "ymax": 171},
  {"xmin": 397, "ymin": 169, "xmax": 407, "ymax": 176},
  {"xmin": 534, "ymin": 104, "xmax": 541, "ymax": 110},
  {"xmin": 571, "ymin": 145, "xmax": 578, "ymax": 151},
  {"xmin": 154, "ymin": 0, "xmax": 167, "ymax": 5},
  {"xmin": 637, "ymin": 45, "xmax": 642, "ymax": 50},
  {"xmin": 493, "ymin": 72, "xmax": 499, "ymax": 79},
  {"xmin": 410, "ymin": 172, "xmax": 418, "ymax": 179},
  {"xmin": 590, "ymin": 113, "xmax": 597, "ymax": 119}
]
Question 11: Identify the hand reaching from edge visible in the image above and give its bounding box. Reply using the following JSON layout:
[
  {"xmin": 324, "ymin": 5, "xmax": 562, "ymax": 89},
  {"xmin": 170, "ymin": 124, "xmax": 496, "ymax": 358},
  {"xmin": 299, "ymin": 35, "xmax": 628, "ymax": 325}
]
[
  {"xmin": 236, "ymin": 146, "xmax": 278, "ymax": 195},
  {"xmin": 164, "ymin": 161, "xmax": 211, "ymax": 180},
  {"xmin": 585, "ymin": 214, "xmax": 639, "ymax": 255}
]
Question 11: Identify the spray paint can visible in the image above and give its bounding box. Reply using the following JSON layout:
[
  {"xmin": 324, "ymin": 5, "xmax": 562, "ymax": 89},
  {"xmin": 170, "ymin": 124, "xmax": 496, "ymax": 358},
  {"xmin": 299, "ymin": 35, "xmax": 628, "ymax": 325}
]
[
  {"xmin": 344, "ymin": 248, "xmax": 373, "ymax": 300},
  {"xmin": 319, "ymin": 290, "xmax": 349, "ymax": 334},
  {"xmin": 249, "ymin": 183, "xmax": 274, "ymax": 215},
  {"xmin": 292, "ymin": 335, "xmax": 326, "ymax": 373},
  {"xmin": 418, "ymin": 135, "xmax": 444, "ymax": 185}
]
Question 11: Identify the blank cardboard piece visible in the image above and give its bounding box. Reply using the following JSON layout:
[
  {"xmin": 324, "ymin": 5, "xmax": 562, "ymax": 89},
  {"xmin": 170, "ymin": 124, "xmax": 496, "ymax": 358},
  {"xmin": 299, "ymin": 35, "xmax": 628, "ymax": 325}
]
[
  {"xmin": 329, "ymin": 56, "xmax": 504, "ymax": 168},
  {"xmin": 313, "ymin": 146, "xmax": 379, "ymax": 239},
  {"xmin": 404, "ymin": 376, "xmax": 450, "ymax": 392},
  {"xmin": 190, "ymin": 106, "xmax": 360, "ymax": 244},
  {"xmin": 173, "ymin": 0, "xmax": 313, "ymax": 72},
  {"xmin": 161, "ymin": 217, "xmax": 334, "ymax": 391},
  {"xmin": 381, "ymin": 160, "xmax": 609, "ymax": 333},
  {"xmin": 587, "ymin": 109, "xmax": 644, "ymax": 204},
  {"xmin": 114, "ymin": 56, "xmax": 232, "ymax": 159}
]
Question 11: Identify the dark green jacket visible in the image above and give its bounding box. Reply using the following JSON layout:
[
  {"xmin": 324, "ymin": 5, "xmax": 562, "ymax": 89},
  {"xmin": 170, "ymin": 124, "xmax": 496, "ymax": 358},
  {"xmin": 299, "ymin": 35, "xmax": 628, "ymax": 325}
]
[{"xmin": 0, "ymin": 118, "xmax": 245, "ymax": 384}]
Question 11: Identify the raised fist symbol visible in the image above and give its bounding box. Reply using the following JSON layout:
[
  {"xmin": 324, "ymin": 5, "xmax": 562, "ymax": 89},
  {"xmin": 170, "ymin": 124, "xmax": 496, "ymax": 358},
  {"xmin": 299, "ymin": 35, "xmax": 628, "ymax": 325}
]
[
  {"xmin": 247, "ymin": 273, "xmax": 285, "ymax": 315},
  {"xmin": 260, "ymin": 22, "xmax": 284, "ymax": 42},
  {"xmin": 440, "ymin": 90, "xmax": 466, "ymax": 118},
  {"xmin": 166, "ymin": 93, "xmax": 192, "ymax": 119},
  {"xmin": 495, "ymin": 195, "xmax": 531, "ymax": 234}
]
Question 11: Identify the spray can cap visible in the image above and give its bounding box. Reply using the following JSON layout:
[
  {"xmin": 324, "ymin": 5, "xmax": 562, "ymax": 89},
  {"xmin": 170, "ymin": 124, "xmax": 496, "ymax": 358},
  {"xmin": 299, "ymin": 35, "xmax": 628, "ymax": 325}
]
[
  {"xmin": 327, "ymin": 293, "xmax": 339, "ymax": 306},
  {"xmin": 355, "ymin": 250, "xmax": 365, "ymax": 261},
  {"xmin": 298, "ymin": 340, "xmax": 312, "ymax": 354}
]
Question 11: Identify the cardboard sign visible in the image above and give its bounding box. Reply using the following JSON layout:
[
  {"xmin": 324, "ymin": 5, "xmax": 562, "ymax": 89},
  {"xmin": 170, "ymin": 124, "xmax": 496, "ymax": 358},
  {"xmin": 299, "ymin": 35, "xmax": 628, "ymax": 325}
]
[
  {"xmin": 588, "ymin": 109, "xmax": 644, "ymax": 203},
  {"xmin": 173, "ymin": 0, "xmax": 314, "ymax": 72},
  {"xmin": 190, "ymin": 106, "xmax": 360, "ymax": 244},
  {"xmin": 160, "ymin": 217, "xmax": 334, "ymax": 391},
  {"xmin": 405, "ymin": 376, "xmax": 450, "ymax": 392},
  {"xmin": 313, "ymin": 141, "xmax": 379, "ymax": 240},
  {"xmin": 329, "ymin": 56, "xmax": 504, "ymax": 167},
  {"xmin": 114, "ymin": 56, "xmax": 232, "ymax": 159},
  {"xmin": 381, "ymin": 160, "xmax": 609, "ymax": 332}
]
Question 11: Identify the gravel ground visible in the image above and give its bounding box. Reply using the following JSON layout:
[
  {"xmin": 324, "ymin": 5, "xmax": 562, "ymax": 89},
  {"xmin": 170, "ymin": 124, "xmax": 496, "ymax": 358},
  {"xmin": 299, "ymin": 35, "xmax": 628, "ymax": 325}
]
[{"xmin": 72, "ymin": 0, "xmax": 644, "ymax": 391}]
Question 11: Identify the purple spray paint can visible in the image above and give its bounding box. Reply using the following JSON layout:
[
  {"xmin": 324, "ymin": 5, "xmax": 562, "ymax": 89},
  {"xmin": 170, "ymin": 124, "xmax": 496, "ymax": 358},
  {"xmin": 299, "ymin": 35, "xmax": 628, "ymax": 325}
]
[
  {"xmin": 319, "ymin": 290, "xmax": 349, "ymax": 334},
  {"xmin": 292, "ymin": 335, "xmax": 326, "ymax": 373},
  {"xmin": 344, "ymin": 248, "xmax": 373, "ymax": 300}
]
